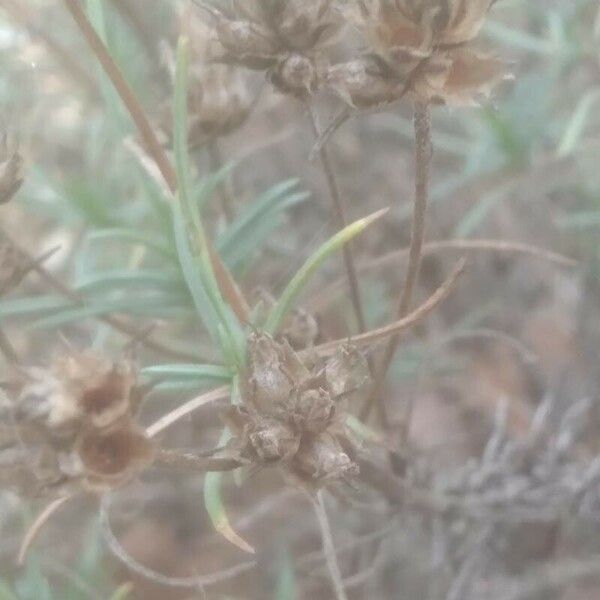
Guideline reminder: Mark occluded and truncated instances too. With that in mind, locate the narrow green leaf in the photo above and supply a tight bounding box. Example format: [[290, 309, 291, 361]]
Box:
[[87, 228, 174, 258], [142, 363, 231, 383], [265, 209, 388, 334], [75, 270, 180, 293], [108, 583, 133, 600]]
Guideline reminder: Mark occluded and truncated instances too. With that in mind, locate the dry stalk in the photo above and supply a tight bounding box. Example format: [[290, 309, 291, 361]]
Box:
[[17, 495, 76, 565], [310, 238, 576, 314], [310, 490, 349, 600], [307, 103, 368, 338], [61, 0, 250, 324], [362, 101, 431, 422]]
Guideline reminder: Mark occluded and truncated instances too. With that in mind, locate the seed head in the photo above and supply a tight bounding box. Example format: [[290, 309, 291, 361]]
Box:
[[203, 0, 342, 97], [330, 0, 509, 107]]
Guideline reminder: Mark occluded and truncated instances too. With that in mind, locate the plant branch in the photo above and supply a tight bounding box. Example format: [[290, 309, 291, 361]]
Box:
[[310, 491, 349, 600], [362, 101, 431, 422]]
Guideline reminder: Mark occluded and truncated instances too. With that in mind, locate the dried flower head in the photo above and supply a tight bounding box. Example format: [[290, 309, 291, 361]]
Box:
[[202, 0, 343, 97], [329, 0, 509, 107], [181, 12, 254, 143], [2, 350, 152, 496], [225, 332, 368, 488], [0, 132, 23, 204], [17, 351, 138, 434]]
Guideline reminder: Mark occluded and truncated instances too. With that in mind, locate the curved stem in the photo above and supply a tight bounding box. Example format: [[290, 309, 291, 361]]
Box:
[[362, 101, 431, 422]]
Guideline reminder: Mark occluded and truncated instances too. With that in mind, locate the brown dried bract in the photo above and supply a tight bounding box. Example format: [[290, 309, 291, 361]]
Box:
[[329, 0, 509, 107]]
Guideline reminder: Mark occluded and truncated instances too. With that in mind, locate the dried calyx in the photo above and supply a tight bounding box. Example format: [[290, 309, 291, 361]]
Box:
[[0, 132, 23, 204], [328, 0, 509, 108], [1, 351, 153, 496], [200, 0, 343, 97], [224, 332, 370, 488]]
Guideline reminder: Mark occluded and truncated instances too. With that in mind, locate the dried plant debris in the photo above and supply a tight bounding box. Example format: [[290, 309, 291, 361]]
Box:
[[0, 132, 23, 204], [200, 0, 343, 97], [328, 0, 509, 107], [0, 350, 153, 496], [223, 332, 369, 488]]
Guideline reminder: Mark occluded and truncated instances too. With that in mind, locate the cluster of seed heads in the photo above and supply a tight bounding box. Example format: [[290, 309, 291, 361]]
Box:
[[223, 332, 370, 488]]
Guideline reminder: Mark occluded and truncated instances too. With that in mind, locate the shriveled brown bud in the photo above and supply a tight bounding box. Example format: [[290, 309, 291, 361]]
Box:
[[76, 425, 154, 491], [249, 418, 300, 463], [290, 388, 335, 434], [0, 133, 23, 204], [246, 332, 294, 411], [325, 344, 370, 399], [293, 433, 358, 484]]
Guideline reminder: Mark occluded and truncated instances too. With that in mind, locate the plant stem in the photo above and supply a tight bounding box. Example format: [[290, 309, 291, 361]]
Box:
[[61, 0, 250, 324], [307, 104, 369, 338], [362, 101, 432, 422], [311, 491, 349, 600], [208, 140, 235, 223]]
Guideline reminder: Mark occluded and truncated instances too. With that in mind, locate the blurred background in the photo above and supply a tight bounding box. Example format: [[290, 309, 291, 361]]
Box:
[[1, 0, 600, 598]]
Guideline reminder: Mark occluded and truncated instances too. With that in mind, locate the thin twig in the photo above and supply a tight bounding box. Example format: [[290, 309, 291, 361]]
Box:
[[146, 385, 230, 438], [18, 495, 75, 565], [100, 494, 256, 589], [312, 258, 465, 357], [154, 448, 244, 472], [307, 103, 369, 339], [310, 491, 349, 600], [362, 102, 431, 421], [310, 238, 576, 313], [61, 0, 250, 324]]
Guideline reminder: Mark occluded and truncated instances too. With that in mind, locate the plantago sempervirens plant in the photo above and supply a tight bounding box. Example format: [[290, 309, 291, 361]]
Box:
[[201, 0, 343, 97], [328, 0, 509, 107]]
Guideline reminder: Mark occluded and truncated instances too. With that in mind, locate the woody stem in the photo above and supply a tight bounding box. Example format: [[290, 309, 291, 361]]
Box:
[[361, 101, 431, 423]]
